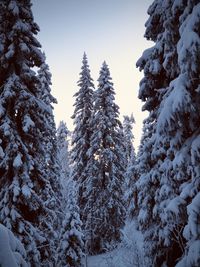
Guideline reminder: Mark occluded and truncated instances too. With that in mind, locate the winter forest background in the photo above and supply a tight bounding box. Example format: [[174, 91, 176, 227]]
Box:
[[0, 0, 200, 267]]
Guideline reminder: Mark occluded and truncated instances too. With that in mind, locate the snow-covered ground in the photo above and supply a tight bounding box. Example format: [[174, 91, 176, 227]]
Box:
[[0, 221, 146, 267], [0, 224, 28, 267], [87, 247, 140, 267], [86, 221, 145, 267]]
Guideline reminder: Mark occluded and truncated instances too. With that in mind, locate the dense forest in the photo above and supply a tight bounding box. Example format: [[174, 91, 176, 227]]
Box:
[[0, 0, 199, 267]]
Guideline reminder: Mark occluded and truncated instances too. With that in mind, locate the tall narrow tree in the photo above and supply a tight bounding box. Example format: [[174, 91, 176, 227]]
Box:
[[57, 179, 84, 267], [122, 114, 137, 214], [71, 53, 94, 216], [136, 0, 200, 266], [123, 114, 136, 164], [84, 62, 126, 254], [37, 60, 63, 257], [57, 121, 71, 196], [0, 1, 59, 265]]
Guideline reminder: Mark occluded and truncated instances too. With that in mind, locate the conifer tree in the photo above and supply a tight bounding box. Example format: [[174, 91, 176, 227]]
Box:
[[57, 121, 71, 195], [135, 115, 155, 226], [71, 53, 94, 215], [122, 114, 137, 214], [123, 114, 135, 164], [136, 1, 200, 266], [0, 1, 59, 265], [57, 179, 84, 267], [57, 122, 84, 266], [84, 62, 126, 254], [37, 59, 63, 257], [37, 58, 62, 199]]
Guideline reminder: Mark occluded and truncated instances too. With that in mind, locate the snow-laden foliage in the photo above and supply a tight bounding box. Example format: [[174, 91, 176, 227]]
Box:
[[0, 1, 60, 265], [57, 121, 71, 196], [37, 58, 63, 261], [123, 114, 136, 163], [122, 114, 137, 218], [136, 0, 200, 266], [88, 220, 145, 267], [84, 62, 126, 255], [0, 224, 28, 267], [57, 179, 84, 267], [71, 53, 94, 219], [37, 58, 61, 194]]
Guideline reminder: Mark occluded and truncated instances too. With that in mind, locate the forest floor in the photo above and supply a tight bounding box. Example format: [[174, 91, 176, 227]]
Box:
[[87, 247, 141, 267], [86, 221, 145, 267]]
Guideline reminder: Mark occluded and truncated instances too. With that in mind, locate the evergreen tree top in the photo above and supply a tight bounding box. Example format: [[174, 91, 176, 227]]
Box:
[[97, 61, 114, 89], [57, 121, 69, 139], [71, 53, 94, 121], [123, 114, 135, 135], [77, 52, 94, 88], [94, 61, 120, 119]]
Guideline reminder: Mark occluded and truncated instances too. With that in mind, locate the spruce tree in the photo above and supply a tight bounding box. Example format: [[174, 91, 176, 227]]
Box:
[[122, 114, 137, 215], [123, 114, 135, 164], [37, 59, 63, 260], [37, 57, 62, 198], [0, 1, 59, 265], [71, 53, 94, 216], [136, 0, 200, 266], [156, 2, 200, 266], [57, 122, 84, 267], [57, 179, 84, 267], [57, 121, 71, 196], [84, 62, 126, 254]]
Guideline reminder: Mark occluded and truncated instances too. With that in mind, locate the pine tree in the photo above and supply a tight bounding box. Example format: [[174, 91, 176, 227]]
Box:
[[122, 114, 137, 215], [135, 0, 184, 264], [37, 57, 62, 197], [136, 0, 200, 266], [156, 1, 200, 266], [84, 62, 126, 255], [37, 57, 58, 169], [57, 121, 71, 196], [57, 179, 84, 267], [71, 53, 94, 217], [0, 1, 59, 265], [37, 59, 63, 261], [123, 114, 135, 163]]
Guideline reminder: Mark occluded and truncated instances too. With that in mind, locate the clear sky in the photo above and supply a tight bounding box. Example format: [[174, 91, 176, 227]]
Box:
[[31, 0, 153, 150]]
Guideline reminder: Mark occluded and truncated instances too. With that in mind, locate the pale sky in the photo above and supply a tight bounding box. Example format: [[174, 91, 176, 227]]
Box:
[[31, 0, 153, 150]]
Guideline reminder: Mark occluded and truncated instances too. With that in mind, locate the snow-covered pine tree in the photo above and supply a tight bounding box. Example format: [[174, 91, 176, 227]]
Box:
[[71, 53, 94, 218], [122, 114, 137, 215], [37, 56, 58, 168], [136, 0, 200, 266], [0, 1, 60, 265], [123, 114, 136, 164], [135, 0, 186, 264], [57, 179, 84, 267], [156, 1, 200, 266], [37, 58, 63, 261], [84, 62, 126, 255], [57, 121, 84, 267], [57, 121, 71, 196], [135, 115, 155, 224]]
